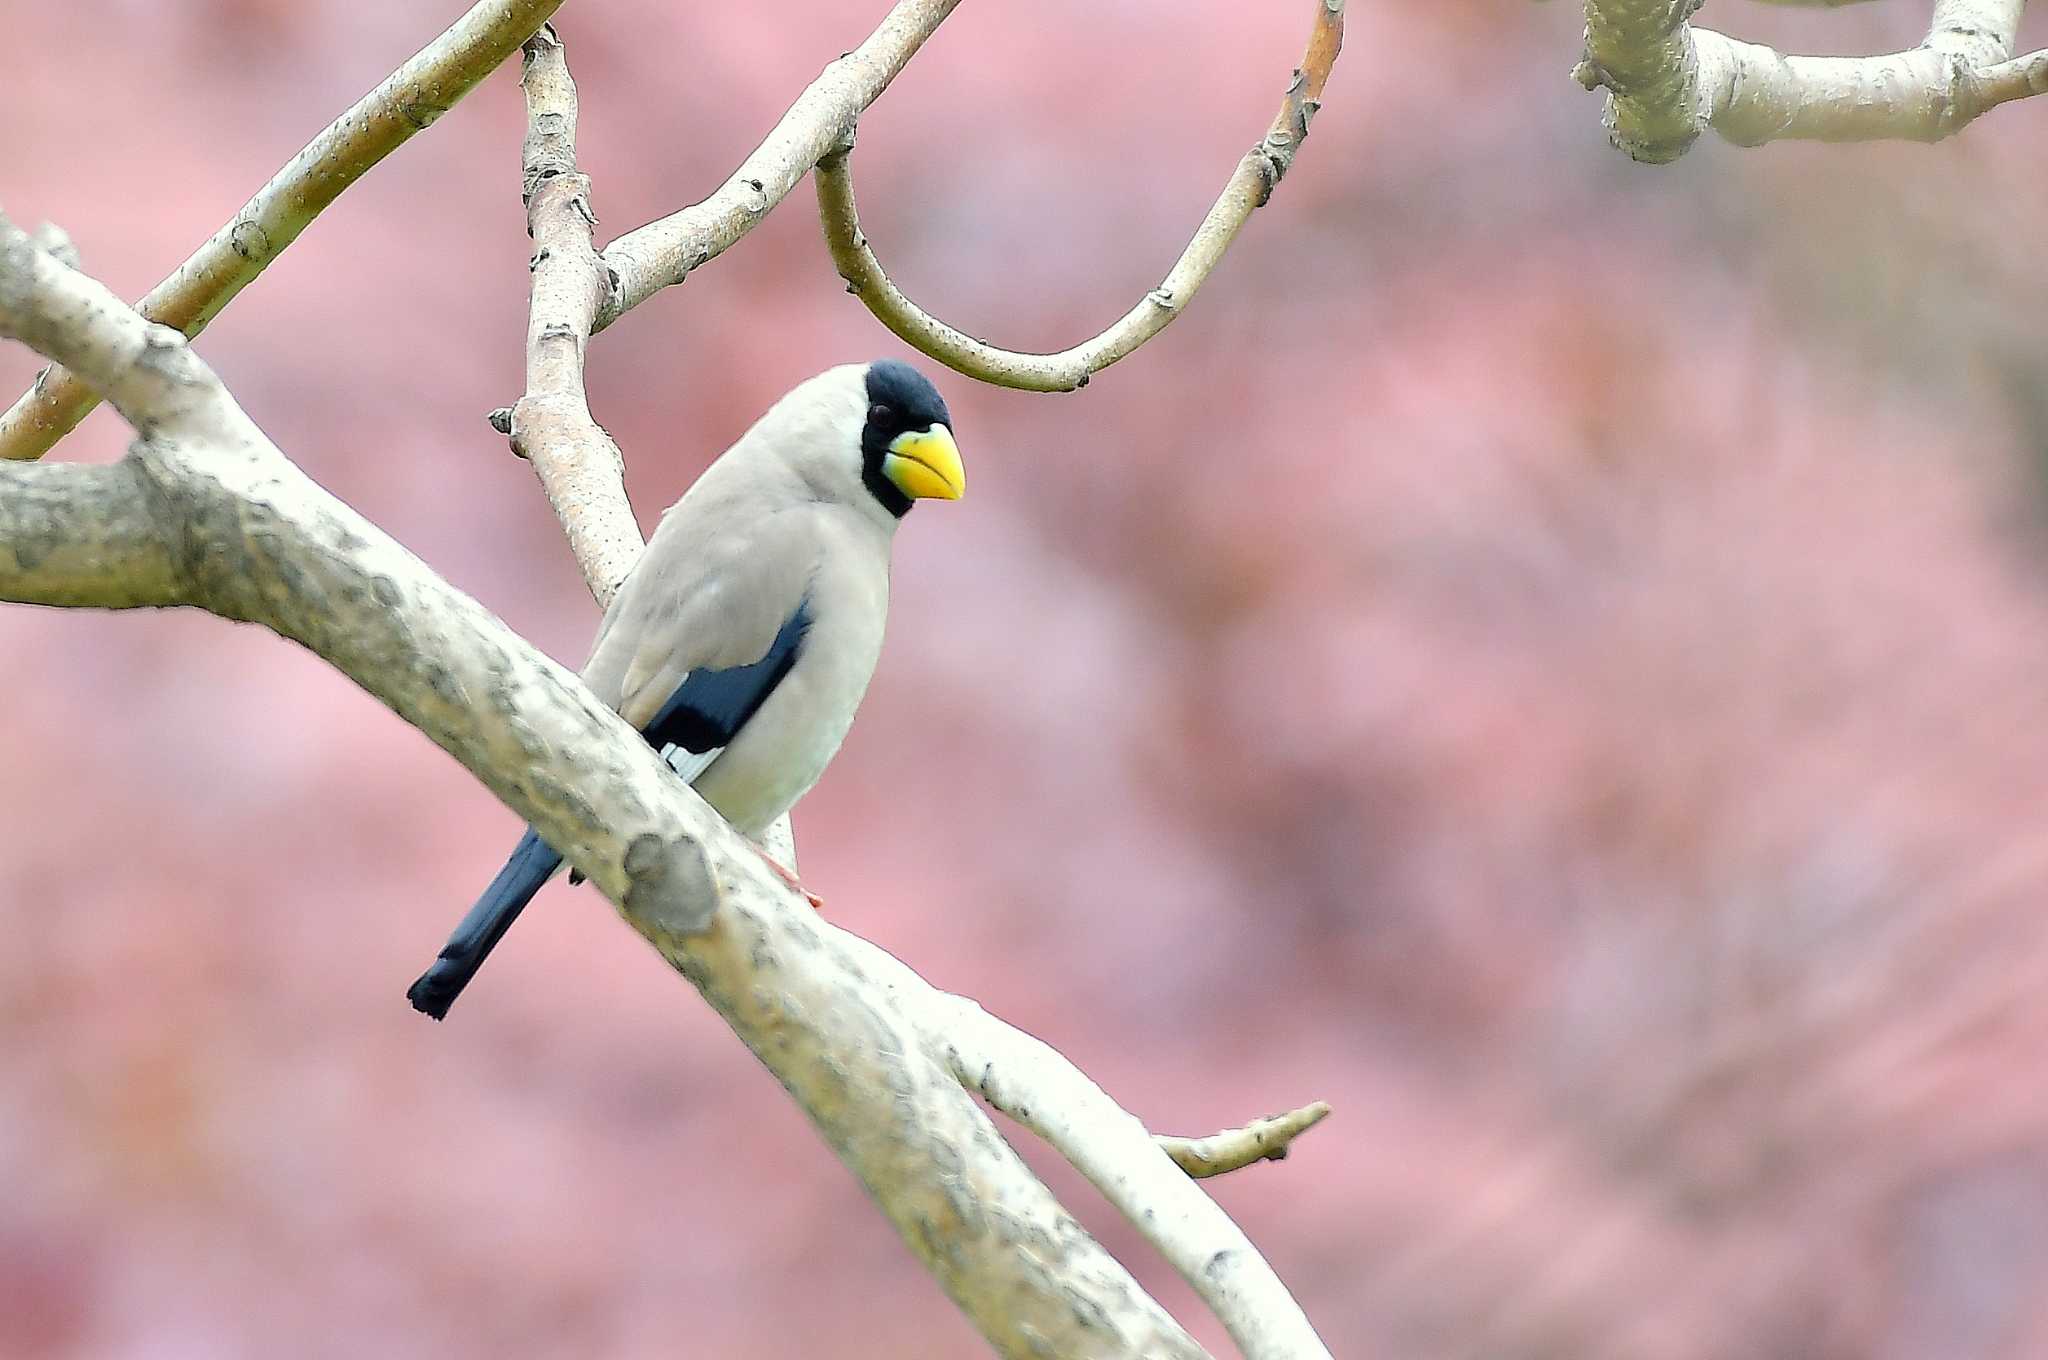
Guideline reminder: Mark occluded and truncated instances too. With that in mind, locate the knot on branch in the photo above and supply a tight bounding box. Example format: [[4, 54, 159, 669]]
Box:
[[28, 222, 81, 271], [228, 218, 271, 261], [622, 830, 721, 936]]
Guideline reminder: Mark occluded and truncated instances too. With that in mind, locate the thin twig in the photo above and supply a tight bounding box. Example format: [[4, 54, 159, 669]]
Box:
[[1159, 1103, 1333, 1179], [941, 994, 1333, 1360], [593, 0, 967, 331], [813, 0, 1345, 393], [0, 0, 563, 461]]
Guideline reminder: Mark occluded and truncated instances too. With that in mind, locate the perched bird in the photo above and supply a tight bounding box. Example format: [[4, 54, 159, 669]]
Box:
[[406, 360, 964, 1020]]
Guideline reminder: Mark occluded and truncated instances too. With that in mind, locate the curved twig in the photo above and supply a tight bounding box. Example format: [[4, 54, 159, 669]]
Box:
[[814, 0, 1345, 393], [0, 0, 562, 462]]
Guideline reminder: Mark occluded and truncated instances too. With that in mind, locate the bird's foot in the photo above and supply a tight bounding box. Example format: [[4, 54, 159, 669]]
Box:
[[753, 845, 825, 911]]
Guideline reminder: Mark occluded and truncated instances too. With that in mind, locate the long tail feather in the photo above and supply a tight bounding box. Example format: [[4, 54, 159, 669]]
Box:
[[406, 828, 562, 1020]]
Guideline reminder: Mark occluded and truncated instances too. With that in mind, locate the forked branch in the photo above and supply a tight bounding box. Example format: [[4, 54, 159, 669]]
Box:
[[1578, 0, 2046, 162]]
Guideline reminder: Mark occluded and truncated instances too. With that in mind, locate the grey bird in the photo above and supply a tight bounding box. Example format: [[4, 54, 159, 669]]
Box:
[[406, 359, 964, 1020]]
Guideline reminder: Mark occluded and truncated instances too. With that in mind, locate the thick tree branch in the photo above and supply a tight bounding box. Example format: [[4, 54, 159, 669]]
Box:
[[813, 0, 1346, 393], [0, 461, 185, 609], [1158, 1103, 1333, 1179], [0, 0, 562, 461], [0, 212, 1249, 1360], [1577, 0, 2040, 162], [593, 0, 967, 331]]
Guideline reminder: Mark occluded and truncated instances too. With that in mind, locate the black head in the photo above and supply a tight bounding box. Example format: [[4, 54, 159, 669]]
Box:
[[861, 360, 955, 517]]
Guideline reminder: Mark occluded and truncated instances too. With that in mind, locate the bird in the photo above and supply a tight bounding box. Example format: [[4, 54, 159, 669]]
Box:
[[405, 359, 964, 1020]]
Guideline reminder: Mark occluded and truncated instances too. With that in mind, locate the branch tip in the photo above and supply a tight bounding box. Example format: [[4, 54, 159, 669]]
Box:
[[1158, 1101, 1334, 1179]]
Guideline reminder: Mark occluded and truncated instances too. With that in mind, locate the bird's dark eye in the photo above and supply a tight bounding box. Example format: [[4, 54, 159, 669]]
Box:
[[869, 403, 893, 423]]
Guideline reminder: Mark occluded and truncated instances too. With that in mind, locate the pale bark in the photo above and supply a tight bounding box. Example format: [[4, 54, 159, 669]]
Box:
[[940, 997, 1335, 1358], [1576, 0, 2045, 162], [1158, 1104, 1333, 1180], [503, 26, 641, 607]]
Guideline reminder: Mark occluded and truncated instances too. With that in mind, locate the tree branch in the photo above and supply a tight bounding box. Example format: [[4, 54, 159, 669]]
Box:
[[0, 209, 1261, 1360], [503, 25, 641, 607], [0, 460, 185, 609], [1577, 0, 2041, 162], [1158, 1103, 1334, 1180], [0, 0, 562, 462], [941, 997, 1332, 1359], [592, 0, 967, 331], [812, 0, 1346, 393]]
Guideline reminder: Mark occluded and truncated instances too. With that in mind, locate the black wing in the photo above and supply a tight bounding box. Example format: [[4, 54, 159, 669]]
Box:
[[565, 596, 812, 887], [642, 596, 814, 754]]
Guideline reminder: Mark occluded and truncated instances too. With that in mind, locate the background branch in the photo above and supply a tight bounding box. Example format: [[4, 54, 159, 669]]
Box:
[[1578, 0, 2041, 162], [0, 0, 561, 461], [813, 0, 1345, 393]]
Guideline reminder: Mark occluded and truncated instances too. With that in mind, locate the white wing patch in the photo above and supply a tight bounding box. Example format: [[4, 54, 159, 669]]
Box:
[[661, 742, 722, 786]]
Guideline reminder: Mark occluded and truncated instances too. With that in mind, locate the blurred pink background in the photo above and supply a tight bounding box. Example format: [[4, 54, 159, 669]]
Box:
[[7, 1, 2048, 1356]]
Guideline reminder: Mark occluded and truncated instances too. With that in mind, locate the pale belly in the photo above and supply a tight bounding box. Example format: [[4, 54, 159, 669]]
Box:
[[688, 613, 881, 838]]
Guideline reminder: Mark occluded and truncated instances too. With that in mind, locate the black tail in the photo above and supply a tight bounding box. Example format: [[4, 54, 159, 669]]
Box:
[[406, 828, 563, 1020]]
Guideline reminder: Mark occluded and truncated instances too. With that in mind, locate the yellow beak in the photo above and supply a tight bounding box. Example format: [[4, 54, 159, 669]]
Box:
[[883, 425, 966, 501]]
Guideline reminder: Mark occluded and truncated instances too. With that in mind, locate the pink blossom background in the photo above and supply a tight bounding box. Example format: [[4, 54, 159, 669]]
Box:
[[7, 2, 2048, 1356]]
